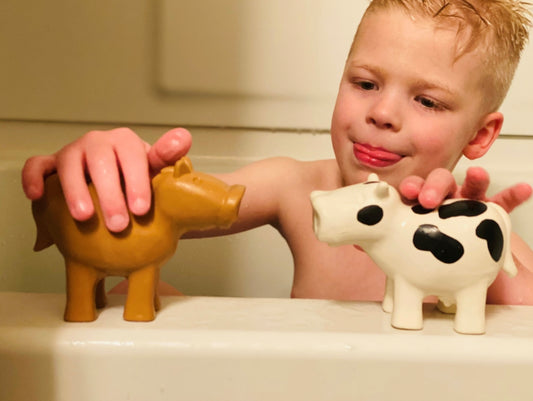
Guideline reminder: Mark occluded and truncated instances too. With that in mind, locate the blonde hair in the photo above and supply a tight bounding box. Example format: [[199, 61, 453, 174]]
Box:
[[357, 0, 532, 111]]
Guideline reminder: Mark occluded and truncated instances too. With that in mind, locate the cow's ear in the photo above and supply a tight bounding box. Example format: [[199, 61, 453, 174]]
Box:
[[463, 112, 502, 160], [174, 157, 193, 177], [376, 181, 389, 199]]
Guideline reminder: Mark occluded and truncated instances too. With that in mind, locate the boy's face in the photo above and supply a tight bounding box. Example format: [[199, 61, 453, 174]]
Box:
[[331, 8, 491, 188]]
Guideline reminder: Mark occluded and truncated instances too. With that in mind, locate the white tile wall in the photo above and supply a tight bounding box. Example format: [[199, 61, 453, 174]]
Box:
[[1, 0, 532, 133]]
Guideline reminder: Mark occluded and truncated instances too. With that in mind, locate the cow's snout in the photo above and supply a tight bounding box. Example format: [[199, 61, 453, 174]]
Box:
[[310, 191, 336, 245], [312, 209, 322, 240]]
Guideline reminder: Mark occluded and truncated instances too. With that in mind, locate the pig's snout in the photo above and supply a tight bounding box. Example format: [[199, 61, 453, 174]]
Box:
[[217, 185, 246, 228]]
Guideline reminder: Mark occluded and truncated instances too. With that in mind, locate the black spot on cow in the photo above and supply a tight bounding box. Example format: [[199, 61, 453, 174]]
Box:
[[413, 224, 464, 264], [411, 205, 434, 215], [476, 219, 504, 262], [357, 205, 383, 226], [438, 200, 487, 219]]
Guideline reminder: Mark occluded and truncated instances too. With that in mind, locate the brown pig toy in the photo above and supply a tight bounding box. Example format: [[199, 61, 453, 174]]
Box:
[[32, 157, 245, 322]]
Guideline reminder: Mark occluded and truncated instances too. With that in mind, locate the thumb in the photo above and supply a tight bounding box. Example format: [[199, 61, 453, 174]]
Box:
[[147, 128, 192, 173]]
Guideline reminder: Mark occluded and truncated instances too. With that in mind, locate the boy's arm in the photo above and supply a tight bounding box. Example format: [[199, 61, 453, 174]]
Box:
[[184, 157, 298, 237], [487, 232, 533, 304], [22, 128, 192, 232]]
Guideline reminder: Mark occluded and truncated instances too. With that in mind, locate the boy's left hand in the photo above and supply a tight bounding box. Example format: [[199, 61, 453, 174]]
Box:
[[399, 167, 532, 212]]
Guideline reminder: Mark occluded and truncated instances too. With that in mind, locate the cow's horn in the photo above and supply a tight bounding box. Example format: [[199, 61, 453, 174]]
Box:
[[376, 181, 389, 198], [367, 173, 379, 182]]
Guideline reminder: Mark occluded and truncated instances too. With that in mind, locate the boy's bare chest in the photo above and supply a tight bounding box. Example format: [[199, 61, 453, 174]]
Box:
[[292, 237, 387, 301], [279, 192, 386, 301]]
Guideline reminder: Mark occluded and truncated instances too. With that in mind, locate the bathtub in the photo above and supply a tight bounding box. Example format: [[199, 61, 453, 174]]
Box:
[[1, 121, 533, 401]]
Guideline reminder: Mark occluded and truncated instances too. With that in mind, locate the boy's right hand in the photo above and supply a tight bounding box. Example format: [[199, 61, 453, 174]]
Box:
[[22, 127, 192, 232], [399, 167, 532, 213]]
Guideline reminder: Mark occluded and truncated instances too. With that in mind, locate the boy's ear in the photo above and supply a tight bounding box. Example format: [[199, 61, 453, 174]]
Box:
[[462, 112, 503, 160]]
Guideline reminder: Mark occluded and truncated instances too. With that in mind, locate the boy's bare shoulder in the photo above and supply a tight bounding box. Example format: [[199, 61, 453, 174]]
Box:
[[253, 157, 342, 191]]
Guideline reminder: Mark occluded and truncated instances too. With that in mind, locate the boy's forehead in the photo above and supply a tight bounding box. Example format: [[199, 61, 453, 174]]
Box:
[[348, 7, 487, 105], [353, 7, 482, 65]]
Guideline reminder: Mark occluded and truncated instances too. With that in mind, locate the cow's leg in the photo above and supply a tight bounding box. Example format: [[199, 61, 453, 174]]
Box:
[[64, 260, 101, 322], [382, 276, 394, 313], [391, 276, 424, 330], [95, 278, 107, 309], [454, 283, 487, 334], [124, 265, 157, 321]]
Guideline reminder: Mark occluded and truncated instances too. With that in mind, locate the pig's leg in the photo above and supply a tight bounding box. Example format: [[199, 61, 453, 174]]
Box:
[[64, 260, 101, 322], [391, 276, 424, 330], [153, 268, 161, 312], [454, 282, 487, 334], [382, 276, 394, 313], [124, 265, 157, 321], [95, 278, 107, 309]]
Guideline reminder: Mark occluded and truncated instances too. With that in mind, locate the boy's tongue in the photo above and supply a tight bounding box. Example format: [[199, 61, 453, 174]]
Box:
[[353, 143, 402, 167]]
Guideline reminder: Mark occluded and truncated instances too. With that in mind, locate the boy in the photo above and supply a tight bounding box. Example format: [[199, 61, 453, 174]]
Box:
[[22, 0, 533, 303]]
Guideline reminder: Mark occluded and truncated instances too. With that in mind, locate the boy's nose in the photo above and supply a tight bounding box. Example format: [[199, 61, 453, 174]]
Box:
[[366, 95, 401, 132]]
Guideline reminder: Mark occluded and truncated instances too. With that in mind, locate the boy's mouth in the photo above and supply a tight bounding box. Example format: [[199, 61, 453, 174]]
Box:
[[353, 143, 403, 168]]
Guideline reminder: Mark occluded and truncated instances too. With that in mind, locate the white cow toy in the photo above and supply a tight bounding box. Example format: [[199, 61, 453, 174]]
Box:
[[310, 174, 517, 334]]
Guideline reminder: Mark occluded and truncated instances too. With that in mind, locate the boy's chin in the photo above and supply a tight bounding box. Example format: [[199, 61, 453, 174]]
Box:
[[340, 167, 403, 189]]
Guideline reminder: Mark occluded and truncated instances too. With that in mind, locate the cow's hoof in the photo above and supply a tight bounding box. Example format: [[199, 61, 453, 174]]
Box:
[[454, 320, 485, 335], [382, 298, 393, 313], [391, 314, 423, 331]]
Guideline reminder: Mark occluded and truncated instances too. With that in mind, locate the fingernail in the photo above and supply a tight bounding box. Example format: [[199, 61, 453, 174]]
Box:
[[72, 200, 94, 220], [75, 200, 90, 214], [108, 214, 129, 232], [422, 189, 439, 208], [131, 198, 150, 214], [159, 139, 181, 160]]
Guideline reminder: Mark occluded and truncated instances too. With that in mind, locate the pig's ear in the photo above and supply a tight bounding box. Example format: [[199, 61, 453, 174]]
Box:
[[174, 156, 193, 178], [375, 181, 389, 199]]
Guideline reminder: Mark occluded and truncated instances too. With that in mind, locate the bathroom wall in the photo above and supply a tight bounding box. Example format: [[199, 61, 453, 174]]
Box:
[[2, 0, 533, 132], [1, 0, 533, 296]]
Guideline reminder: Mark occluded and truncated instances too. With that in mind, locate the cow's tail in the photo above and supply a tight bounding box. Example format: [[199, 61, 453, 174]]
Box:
[[492, 203, 518, 277]]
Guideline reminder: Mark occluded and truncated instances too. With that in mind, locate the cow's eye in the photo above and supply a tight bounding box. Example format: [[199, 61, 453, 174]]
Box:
[[357, 205, 383, 226]]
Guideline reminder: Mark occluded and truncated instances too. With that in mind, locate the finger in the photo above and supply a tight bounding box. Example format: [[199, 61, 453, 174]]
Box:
[[417, 168, 457, 209], [147, 128, 192, 173], [398, 175, 424, 201], [458, 166, 490, 200], [84, 140, 129, 232], [55, 144, 95, 221], [114, 135, 152, 216], [488, 182, 532, 213], [21, 155, 57, 199]]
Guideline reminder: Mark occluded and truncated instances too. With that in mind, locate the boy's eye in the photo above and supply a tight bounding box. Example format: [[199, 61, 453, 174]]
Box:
[[415, 96, 444, 110], [350, 77, 377, 91], [358, 81, 376, 91]]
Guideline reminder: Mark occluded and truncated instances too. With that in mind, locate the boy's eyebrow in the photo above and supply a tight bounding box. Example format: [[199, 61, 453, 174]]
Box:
[[347, 62, 458, 97], [411, 78, 458, 97]]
